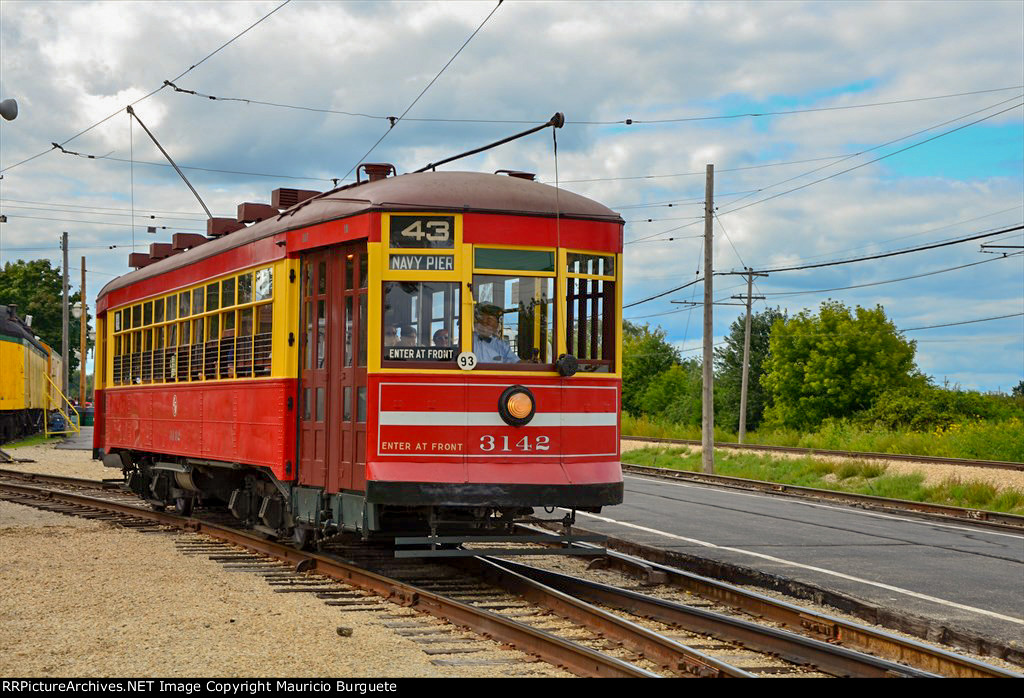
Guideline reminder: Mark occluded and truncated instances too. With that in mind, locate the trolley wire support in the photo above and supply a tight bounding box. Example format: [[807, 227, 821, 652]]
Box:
[[413, 112, 565, 173]]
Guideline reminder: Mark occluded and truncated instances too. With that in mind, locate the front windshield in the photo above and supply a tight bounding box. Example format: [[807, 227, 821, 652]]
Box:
[[472, 275, 554, 365]]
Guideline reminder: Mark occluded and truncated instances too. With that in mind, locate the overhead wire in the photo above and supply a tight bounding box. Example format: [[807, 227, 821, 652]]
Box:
[[761, 252, 1023, 298], [337, 1, 504, 183], [161, 82, 1024, 127], [0, 0, 292, 175], [623, 94, 1024, 247]]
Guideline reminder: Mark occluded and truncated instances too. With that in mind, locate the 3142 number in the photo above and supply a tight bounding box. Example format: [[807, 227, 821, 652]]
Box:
[[479, 435, 550, 452]]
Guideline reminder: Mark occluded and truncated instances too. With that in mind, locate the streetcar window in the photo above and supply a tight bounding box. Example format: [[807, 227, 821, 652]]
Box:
[[472, 275, 554, 365], [564, 276, 615, 372], [255, 268, 273, 301], [382, 281, 460, 363], [237, 273, 253, 304], [567, 253, 615, 277], [475, 248, 555, 272], [132, 305, 141, 328], [166, 296, 176, 322], [206, 283, 219, 313], [236, 308, 253, 378], [221, 278, 235, 308], [253, 304, 273, 376], [154, 298, 164, 324], [179, 292, 190, 318], [192, 287, 204, 318], [114, 311, 122, 332], [143, 302, 153, 327]]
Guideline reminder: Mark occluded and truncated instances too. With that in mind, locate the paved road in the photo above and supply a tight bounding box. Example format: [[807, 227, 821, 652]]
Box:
[[55, 426, 93, 451], [573, 472, 1024, 649]]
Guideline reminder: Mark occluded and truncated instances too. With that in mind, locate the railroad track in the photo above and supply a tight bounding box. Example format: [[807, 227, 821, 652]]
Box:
[[619, 462, 1024, 531], [1, 470, 1019, 678], [621, 435, 1024, 472]]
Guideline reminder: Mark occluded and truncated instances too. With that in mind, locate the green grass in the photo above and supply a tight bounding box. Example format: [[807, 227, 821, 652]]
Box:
[[623, 446, 1024, 516], [621, 413, 1024, 463], [2, 432, 59, 449]]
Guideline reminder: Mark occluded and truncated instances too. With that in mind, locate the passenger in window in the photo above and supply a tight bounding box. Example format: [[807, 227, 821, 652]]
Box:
[[398, 325, 418, 347], [473, 304, 518, 363], [384, 325, 399, 347], [433, 328, 450, 347]]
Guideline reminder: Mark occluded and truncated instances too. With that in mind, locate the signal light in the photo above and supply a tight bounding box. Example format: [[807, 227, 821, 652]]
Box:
[[498, 385, 535, 427]]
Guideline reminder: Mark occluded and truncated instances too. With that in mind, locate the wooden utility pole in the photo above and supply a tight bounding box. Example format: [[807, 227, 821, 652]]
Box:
[[702, 165, 714, 474], [80, 256, 87, 407], [61, 232, 69, 401], [733, 269, 766, 443]]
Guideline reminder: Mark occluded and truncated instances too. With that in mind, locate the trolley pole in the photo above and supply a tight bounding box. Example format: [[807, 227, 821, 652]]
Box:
[[61, 232, 69, 401], [80, 256, 87, 408], [733, 269, 766, 444], [702, 165, 714, 474]]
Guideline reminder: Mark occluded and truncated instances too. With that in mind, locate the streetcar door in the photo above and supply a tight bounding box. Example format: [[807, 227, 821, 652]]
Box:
[[298, 251, 331, 489], [329, 245, 368, 493]]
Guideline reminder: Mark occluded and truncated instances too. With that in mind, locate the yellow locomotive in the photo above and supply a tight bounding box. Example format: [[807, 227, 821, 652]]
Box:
[[0, 305, 63, 443]]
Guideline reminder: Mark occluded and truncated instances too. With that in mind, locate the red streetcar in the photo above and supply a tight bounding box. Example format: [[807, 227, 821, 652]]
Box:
[[93, 165, 624, 547]]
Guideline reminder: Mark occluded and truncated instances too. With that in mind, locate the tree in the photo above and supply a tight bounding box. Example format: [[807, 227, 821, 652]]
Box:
[[714, 307, 786, 432], [1013, 380, 1024, 398], [0, 259, 91, 378], [642, 359, 703, 425], [761, 301, 918, 429], [622, 321, 680, 415]]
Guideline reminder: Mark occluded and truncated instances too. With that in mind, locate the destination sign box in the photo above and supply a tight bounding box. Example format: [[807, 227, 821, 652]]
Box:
[[389, 215, 455, 249], [385, 346, 456, 361], [389, 254, 455, 271]]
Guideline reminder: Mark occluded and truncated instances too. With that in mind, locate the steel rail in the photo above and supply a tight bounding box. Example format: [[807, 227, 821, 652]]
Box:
[[455, 556, 755, 678], [620, 463, 1024, 531], [557, 531, 1024, 677], [0, 468, 123, 490], [0, 481, 655, 679], [486, 557, 941, 678], [622, 435, 1024, 472]]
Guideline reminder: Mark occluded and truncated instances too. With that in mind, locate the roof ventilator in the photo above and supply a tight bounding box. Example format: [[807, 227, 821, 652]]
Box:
[[357, 163, 396, 183]]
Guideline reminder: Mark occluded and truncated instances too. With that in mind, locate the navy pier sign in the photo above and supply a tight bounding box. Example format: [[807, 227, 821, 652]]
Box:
[[388, 254, 455, 271]]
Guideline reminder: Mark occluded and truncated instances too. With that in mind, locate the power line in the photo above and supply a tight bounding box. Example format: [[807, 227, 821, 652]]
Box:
[[338, 1, 504, 183], [902, 312, 1023, 332], [0, 1, 292, 175], [0, 203, 209, 223], [626, 224, 1024, 310], [762, 252, 1023, 298], [52, 146, 337, 183], [749, 223, 1023, 273], [0, 197, 229, 218], [761, 205, 1024, 266], [557, 155, 853, 184], [717, 98, 1024, 217], [163, 82, 1024, 127], [572, 85, 1024, 125], [1, 213, 205, 232], [624, 95, 1023, 248]]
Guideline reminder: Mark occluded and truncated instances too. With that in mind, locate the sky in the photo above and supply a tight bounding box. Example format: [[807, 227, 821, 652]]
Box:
[[0, 0, 1021, 391]]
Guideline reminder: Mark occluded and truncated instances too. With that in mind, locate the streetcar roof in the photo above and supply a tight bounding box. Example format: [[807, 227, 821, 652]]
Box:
[[97, 171, 622, 302]]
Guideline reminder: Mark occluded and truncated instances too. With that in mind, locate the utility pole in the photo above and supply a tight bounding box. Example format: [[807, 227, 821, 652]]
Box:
[[731, 268, 767, 443], [702, 164, 714, 474], [80, 256, 87, 408], [61, 232, 69, 402]]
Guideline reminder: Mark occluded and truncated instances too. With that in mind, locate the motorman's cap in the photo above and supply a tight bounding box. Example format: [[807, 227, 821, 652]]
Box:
[[475, 303, 504, 317]]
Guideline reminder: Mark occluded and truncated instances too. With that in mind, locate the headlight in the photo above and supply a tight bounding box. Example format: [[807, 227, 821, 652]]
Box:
[[498, 385, 535, 427]]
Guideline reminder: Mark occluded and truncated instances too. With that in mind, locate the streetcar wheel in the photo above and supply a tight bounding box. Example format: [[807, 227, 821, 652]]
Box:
[[291, 525, 312, 550], [174, 497, 194, 516]]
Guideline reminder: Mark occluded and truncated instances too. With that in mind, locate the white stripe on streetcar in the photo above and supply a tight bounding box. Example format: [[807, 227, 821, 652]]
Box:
[[378, 411, 618, 428]]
